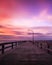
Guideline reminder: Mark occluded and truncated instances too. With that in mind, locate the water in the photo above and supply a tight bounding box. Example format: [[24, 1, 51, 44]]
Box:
[[0, 40, 17, 44]]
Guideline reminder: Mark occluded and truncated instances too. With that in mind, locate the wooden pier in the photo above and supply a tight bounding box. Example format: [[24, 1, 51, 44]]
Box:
[[0, 40, 52, 65]]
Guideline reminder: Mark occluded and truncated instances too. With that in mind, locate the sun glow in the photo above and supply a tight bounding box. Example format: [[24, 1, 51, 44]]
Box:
[[10, 18, 33, 27]]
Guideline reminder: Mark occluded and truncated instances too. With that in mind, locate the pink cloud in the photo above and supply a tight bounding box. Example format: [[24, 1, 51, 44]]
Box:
[[33, 9, 52, 23]]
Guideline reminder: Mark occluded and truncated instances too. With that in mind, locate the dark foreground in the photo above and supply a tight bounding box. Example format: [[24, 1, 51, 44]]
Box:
[[0, 42, 52, 65]]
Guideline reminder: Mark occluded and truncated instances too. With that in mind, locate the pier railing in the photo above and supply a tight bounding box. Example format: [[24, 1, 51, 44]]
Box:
[[0, 41, 27, 54], [0, 41, 18, 54], [35, 40, 52, 54], [0, 40, 52, 55]]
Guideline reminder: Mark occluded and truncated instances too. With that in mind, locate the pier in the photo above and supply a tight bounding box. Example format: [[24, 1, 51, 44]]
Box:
[[0, 40, 52, 65]]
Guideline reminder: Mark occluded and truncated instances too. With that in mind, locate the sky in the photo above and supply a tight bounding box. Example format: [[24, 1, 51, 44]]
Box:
[[0, 0, 52, 41]]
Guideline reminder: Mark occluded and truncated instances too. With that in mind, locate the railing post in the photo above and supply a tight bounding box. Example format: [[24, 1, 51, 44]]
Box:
[[12, 43, 13, 49], [40, 43, 42, 49], [47, 43, 50, 54], [2, 44, 4, 54], [37, 43, 38, 47], [15, 42, 17, 47]]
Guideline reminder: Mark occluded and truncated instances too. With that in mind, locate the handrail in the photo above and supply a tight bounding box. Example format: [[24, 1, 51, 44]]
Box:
[[0, 40, 27, 54], [35, 41, 52, 55], [43, 48, 52, 54], [0, 40, 52, 55], [0, 41, 18, 54]]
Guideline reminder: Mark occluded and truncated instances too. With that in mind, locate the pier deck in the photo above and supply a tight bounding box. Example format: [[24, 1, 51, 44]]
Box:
[[0, 42, 52, 65]]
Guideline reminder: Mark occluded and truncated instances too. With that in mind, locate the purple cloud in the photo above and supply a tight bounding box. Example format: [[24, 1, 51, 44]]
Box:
[[13, 31, 25, 35], [28, 32, 44, 36], [0, 35, 15, 39]]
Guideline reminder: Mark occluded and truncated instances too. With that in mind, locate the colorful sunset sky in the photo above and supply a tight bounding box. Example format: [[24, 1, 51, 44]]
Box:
[[0, 0, 52, 41]]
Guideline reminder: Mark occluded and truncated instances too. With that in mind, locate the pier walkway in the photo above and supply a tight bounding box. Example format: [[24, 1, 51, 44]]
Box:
[[0, 42, 52, 65]]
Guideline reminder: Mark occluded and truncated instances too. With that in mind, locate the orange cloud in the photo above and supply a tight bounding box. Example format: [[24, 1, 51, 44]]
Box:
[[0, 25, 52, 41], [0, 28, 14, 35], [0, 25, 28, 36]]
